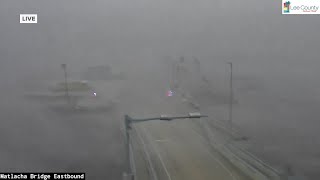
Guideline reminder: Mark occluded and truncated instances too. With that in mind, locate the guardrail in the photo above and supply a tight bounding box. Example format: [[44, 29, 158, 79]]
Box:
[[204, 116, 284, 179], [175, 89, 284, 180], [202, 118, 284, 180], [129, 144, 137, 178], [121, 126, 136, 180]]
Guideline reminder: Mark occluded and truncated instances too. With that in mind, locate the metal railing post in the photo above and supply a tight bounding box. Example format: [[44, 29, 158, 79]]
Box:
[[124, 115, 134, 180]]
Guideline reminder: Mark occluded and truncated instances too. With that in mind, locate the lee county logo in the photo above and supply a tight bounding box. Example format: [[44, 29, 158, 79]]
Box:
[[282, 0, 320, 14], [283, 1, 291, 13], [20, 14, 37, 23]]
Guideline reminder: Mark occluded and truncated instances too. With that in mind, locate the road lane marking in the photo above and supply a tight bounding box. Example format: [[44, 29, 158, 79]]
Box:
[[141, 126, 172, 180], [134, 127, 159, 180], [169, 119, 238, 180], [155, 139, 169, 142]]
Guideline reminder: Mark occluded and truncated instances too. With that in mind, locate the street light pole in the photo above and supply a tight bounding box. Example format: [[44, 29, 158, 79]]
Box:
[[123, 113, 208, 180], [61, 64, 69, 103], [124, 115, 133, 180], [227, 62, 233, 130]]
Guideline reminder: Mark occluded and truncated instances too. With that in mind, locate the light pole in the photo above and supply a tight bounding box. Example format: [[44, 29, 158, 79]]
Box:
[[61, 64, 69, 103], [227, 62, 233, 130], [123, 112, 208, 180]]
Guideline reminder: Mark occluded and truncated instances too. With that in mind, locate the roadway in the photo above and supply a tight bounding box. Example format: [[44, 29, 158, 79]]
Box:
[[117, 75, 251, 180], [132, 120, 250, 180]]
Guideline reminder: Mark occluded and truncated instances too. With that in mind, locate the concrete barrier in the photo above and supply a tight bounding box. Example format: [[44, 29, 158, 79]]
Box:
[[177, 90, 284, 180]]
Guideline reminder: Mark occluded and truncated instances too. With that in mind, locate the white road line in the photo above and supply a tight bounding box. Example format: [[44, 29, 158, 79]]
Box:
[[189, 126, 238, 180], [141, 125, 172, 180], [155, 139, 169, 142], [134, 127, 159, 180]]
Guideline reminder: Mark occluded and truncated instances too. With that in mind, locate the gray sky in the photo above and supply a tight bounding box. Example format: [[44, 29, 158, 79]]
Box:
[[1, 0, 319, 78]]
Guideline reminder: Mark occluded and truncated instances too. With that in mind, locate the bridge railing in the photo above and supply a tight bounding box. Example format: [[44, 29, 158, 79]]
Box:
[[176, 89, 285, 180]]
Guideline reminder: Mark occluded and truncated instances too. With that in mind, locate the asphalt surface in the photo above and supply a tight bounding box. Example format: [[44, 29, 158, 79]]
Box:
[[132, 121, 250, 180], [117, 76, 251, 180]]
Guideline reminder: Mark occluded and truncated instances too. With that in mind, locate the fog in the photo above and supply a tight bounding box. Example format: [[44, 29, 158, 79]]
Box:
[[0, 0, 320, 179]]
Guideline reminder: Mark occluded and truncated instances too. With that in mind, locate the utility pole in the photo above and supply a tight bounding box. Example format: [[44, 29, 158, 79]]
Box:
[[124, 115, 133, 180], [227, 62, 233, 130], [61, 64, 69, 103]]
